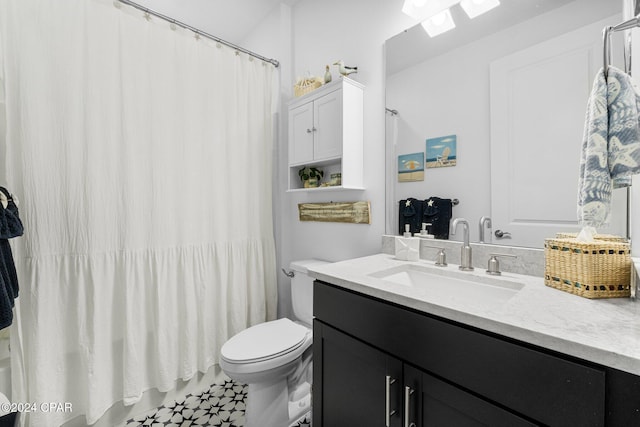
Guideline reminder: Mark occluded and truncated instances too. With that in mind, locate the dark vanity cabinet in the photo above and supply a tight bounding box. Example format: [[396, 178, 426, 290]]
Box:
[[312, 321, 402, 426], [312, 280, 640, 427]]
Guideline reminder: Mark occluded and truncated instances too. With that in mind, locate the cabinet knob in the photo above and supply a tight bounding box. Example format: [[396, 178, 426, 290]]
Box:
[[306, 127, 317, 133]]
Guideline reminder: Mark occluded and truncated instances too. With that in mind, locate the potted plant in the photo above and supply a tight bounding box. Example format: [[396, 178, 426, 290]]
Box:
[[298, 166, 324, 188]]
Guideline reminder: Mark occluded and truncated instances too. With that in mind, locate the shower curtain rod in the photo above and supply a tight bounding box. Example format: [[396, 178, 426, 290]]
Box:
[[117, 0, 280, 68]]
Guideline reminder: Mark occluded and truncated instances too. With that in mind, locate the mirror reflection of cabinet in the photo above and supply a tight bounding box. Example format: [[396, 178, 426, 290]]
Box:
[[287, 77, 364, 192]]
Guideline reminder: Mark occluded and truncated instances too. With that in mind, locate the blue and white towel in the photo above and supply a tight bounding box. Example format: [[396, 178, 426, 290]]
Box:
[[577, 65, 640, 227]]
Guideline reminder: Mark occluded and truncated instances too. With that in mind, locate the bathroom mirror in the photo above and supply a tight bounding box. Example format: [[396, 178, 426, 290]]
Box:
[[385, 0, 629, 248]]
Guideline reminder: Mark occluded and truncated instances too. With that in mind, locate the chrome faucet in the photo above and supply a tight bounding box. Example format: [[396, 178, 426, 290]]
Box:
[[479, 216, 491, 243], [451, 218, 474, 271]]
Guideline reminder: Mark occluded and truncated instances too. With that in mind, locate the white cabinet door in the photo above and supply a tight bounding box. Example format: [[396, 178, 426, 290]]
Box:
[[286, 78, 364, 191], [490, 19, 626, 247], [313, 90, 342, 161], [289, 102, 314, 165]]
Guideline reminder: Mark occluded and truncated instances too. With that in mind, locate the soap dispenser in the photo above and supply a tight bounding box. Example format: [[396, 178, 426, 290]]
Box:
[[419, 222, 434, 239], [396, 225, 420, 261]]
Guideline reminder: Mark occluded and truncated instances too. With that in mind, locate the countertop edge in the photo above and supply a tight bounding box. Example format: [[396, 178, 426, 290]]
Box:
[[309, 255, 640, 377]]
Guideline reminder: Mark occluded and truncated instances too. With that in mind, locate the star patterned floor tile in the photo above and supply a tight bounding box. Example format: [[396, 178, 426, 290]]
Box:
[[123, 378, 312, 427]]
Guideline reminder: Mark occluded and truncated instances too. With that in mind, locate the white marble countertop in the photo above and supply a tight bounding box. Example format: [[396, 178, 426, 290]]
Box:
[[308, 253, 640, 376]]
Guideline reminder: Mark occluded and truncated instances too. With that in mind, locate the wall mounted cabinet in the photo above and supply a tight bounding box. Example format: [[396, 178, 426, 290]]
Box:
[[287, 77, 364, 192]]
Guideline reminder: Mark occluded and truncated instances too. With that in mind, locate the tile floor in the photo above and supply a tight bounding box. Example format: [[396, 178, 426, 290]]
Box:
[[123, 378, 311, 427]]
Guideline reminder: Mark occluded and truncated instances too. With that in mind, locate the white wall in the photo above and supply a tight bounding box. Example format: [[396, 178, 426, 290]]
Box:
[[243, 0, 413, 316], [387, 1, 621, 243], [243, 4, 295, 317]]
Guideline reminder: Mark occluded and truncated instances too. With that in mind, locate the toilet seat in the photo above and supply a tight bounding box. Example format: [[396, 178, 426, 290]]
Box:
[[221, 318, 310, 364]]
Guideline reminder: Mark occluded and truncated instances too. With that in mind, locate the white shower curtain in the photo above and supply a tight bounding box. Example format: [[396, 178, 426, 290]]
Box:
[[0, 0, 277, 425]]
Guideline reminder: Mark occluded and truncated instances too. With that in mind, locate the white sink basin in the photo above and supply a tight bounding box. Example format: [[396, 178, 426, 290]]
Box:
[[368, 263, 524, 310]]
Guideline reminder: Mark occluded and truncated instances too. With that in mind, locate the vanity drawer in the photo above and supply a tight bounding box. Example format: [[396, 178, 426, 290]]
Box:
[[314, 280, 606, 426]]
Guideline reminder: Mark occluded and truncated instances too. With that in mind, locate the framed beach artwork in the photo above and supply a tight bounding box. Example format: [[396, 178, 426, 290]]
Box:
[[397, 152, 425, 182], [426, 135, 457, 168]]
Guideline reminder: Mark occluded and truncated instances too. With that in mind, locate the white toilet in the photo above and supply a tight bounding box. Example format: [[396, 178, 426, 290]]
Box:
[[220, 259, 328, 427]]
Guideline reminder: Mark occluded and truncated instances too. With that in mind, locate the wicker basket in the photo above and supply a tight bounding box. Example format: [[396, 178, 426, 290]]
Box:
[[293, 79, 322, 97], [554, 232, 628, 243], [544, 236, 631, 299]]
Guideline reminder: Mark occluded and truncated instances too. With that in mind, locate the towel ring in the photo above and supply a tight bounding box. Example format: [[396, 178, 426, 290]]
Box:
[[603, 25, 612, 78], [603, 15, 640, 78]]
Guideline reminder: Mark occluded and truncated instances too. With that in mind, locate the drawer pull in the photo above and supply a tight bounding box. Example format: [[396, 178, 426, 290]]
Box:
[[385, 375, 397, 426], [404, 386, 415, 427]]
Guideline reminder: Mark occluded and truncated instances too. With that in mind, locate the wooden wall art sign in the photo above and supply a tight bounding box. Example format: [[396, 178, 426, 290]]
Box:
[[298, 201, 371, 224]]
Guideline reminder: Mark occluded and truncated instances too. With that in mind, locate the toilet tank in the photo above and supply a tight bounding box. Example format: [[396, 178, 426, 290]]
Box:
[[290, 259, 330, 326]]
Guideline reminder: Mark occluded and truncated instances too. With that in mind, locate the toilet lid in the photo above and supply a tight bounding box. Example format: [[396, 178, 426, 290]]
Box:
[[221, 318, 310, 363]]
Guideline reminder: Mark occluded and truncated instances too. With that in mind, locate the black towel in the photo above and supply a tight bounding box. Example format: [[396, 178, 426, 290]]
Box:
[[398, 198, 425, 236], [0, 187, 22, 330], [0, 187, 23, 239], [423, 197, 453, 239], [0, 240, 19, 329]]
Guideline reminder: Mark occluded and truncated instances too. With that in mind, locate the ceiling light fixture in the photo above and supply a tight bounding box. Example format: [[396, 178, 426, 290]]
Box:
[[421, 8, 456, 37], [459, 0, 500, 19], [402, 0, 458, 22], [402, 0, 501, 37]]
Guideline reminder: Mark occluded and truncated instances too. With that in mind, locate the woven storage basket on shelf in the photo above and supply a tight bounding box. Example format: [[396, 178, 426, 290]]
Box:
[[544, 235, 631, 299], [293, 80, 322, 97]]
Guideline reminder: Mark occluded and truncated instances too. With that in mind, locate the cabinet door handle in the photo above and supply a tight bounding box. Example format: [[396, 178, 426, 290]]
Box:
[[404, 386, 415, 427], [306, 127, 317, 133], [385, 375, 397, 427]]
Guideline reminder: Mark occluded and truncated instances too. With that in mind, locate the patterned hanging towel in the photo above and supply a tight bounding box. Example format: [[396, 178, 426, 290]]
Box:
[[577, 65, 640, 227]]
